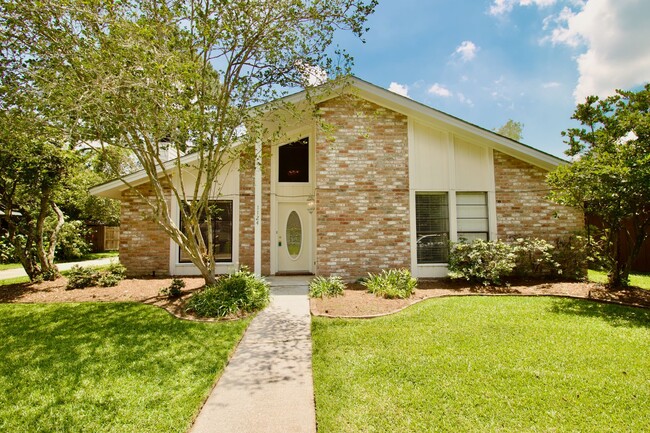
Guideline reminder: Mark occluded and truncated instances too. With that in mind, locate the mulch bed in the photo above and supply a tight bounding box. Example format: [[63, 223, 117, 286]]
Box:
[[2, 276, 649, 320], [310, 278, 650, 318]]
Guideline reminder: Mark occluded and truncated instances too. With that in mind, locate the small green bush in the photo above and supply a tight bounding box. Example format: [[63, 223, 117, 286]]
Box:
[[0, 234, 17, 264], [53, 220, 91, 261], [448, 239, 516, 286], [553, 235, 588, 280], [309, 276, 346, 298], [512, 238, 559, 277], [66, 265, 97, 290], [160, 278, 186, 298], [362, 269, 417, 299], [66, 262, 126, 290], [185, 270, 270, 318]]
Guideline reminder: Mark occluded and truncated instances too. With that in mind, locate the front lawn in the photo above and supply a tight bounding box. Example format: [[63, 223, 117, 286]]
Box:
[[312, 297, 650, 432], [0, 303, 249, 432]]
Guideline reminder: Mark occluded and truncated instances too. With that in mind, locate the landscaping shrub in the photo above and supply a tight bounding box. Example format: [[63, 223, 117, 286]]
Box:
[[512, 238, 559, 277], [66, 262, 126, 289], [362, 269, 417, 299], [449, 237, 588, 285], [309, 276, 346, 298], [66, 265, 97, 290], [448, 239, 516, 286], [553, 235, 589, 280], [160, 278, 186, 298], [185, 270, 270, 318]]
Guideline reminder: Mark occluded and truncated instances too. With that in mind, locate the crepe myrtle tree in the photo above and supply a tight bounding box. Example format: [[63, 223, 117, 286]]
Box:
[[2, 0, 377, 285], [547, 85, 650, 288]]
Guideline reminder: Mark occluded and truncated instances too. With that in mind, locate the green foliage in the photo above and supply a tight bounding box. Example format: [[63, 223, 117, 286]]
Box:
[[494, 118, 524, 141], [511, 238, 559, 277], [362, 269, 417, 299], [160, 278, 186, 299], [185, 270, 270, 318], [65, 265, 97, 290], [52, 220, 90, 261], [449, 237, 589, 285], [66, 262, 126, 289], [309, 276, 346, 298], [0, 234, 16, 264], [448, 239, 517, 285], [548, 85, 650, 287]]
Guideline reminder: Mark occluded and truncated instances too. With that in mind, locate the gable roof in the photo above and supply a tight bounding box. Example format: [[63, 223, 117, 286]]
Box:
[[91, 75, 567, 199]]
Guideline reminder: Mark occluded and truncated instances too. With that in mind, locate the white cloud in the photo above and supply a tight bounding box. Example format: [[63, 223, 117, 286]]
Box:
[[388, 82, 410, 98], [489, 0, 557, 16], [457, 93, 474, 106], [542, 81, 561, 88], [543, 0, 650, 102], [428, 83, 453, 98], [454, 41, 479, 62]]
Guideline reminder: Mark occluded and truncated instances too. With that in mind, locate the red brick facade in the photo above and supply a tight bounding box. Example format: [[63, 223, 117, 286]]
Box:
[[493, 151, 583, 240], [314, 96, 411, 278], [119, 183, 171, 277]]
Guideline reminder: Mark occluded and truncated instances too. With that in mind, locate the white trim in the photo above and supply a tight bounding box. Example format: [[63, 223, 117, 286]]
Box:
[[407, 118, 418, 276], [487, 148, 499, 240], [254, 139, 262, 276], [169, 195, 240, 276]]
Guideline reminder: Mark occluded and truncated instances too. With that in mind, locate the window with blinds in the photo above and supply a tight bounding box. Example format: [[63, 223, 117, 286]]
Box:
[[416, 192, 449, 263], [456, 192, 489, 242]]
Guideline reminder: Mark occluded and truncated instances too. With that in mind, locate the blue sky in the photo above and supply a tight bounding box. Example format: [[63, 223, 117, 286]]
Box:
[[332, 0, 650, 158]]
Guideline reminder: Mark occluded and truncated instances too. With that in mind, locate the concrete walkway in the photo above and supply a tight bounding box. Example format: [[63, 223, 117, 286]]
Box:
[[0, 257, 117, 280], [190, 276, 316, 433]]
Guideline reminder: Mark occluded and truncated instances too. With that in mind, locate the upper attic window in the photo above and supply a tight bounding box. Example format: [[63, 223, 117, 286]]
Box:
[[278, 137, 309, 183]]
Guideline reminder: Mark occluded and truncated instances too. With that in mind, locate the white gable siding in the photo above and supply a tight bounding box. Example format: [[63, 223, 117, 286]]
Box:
[[411, 121, 449, 190], [454, 138, 490, 191]]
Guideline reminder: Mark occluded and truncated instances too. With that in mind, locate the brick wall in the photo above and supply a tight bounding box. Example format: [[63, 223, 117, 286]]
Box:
[[119, 183, 171, 277], [238, 144, 272, 274], [315, 95, 411, 278], [494, 151, 583, 240]]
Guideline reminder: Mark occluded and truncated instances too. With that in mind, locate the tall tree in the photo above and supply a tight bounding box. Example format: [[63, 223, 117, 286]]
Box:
[[1, 0, 377, 284], [494, 119, 524, 141], [547, 85, 650, 287]]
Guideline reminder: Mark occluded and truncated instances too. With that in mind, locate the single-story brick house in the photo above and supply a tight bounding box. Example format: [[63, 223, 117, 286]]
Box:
[[90, 76, 583, 279]]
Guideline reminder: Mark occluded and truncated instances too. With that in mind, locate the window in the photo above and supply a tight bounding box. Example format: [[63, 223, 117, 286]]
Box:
[[416, 192, 449, 263], [179, 201, 233, 263], [278, 137, 309, 182], [456, 192, 489, 242]]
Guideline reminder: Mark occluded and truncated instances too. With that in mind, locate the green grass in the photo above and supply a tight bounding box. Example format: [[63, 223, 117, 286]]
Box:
[[0, 302, 249, 432], [312, 297, 650, 432], [589, 269, 650, 289], [0, 263, 21, 271], [0, 276, 29, 286]]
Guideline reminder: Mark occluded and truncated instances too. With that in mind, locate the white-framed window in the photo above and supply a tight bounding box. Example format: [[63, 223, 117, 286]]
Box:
[[416, 192, 449, 264], [456, 192, 489, 241], [179, 200, 233, 263]]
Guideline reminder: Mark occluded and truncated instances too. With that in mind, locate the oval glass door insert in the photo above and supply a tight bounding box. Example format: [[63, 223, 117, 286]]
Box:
[[286, 211, 302, 259]]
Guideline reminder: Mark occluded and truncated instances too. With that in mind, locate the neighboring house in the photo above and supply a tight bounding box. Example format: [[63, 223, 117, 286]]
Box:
[[90, 77, 583, 279]]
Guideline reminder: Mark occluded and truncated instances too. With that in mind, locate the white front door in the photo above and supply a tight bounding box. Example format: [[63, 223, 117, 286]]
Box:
[[277, 202, 312, 273]]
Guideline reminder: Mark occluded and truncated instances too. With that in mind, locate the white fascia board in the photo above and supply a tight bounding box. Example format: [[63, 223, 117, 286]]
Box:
[[89, 151, 202, 199]]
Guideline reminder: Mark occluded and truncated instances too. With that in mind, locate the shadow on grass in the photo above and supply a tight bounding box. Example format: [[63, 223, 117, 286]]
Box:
[[550, 297, 650, 329]]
